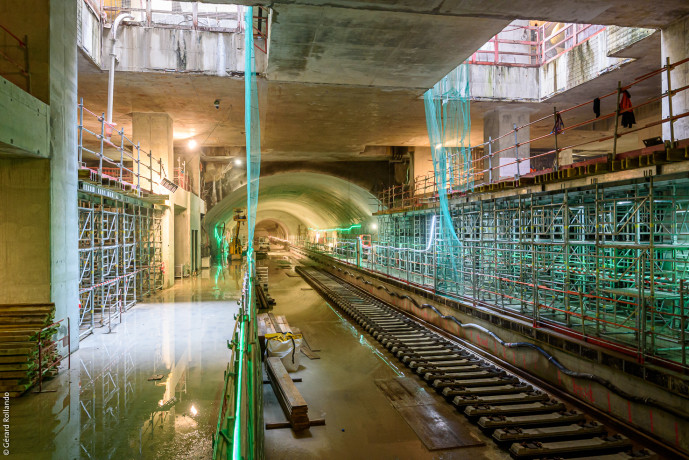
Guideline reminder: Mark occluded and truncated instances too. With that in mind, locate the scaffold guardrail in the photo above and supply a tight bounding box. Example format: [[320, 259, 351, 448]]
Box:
[[378, 56, 689, 212]]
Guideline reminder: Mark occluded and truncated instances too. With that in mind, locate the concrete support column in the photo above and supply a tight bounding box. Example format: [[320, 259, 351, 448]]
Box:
[[483, 108, 530, 182], [132, 113, 175, 288], [661, 16, 689, 142], [50, 0, 79, 352]]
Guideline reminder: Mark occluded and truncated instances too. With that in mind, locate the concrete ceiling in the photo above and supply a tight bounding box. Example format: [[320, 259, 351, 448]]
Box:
[[77, 63, 428, 160], [266, 5, 509, 87], [195, 0, 689, 28], [79, 40, 662, 163]]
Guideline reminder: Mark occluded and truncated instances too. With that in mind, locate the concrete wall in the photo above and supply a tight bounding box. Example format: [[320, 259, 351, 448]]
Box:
[[111, 27, 246, 75], [539, 29, 631, 100], [0, 159, 51, 304], [50, 0, 80, 351], [413, 147, 434, 181], [469, 24, 653, 103], [607, 25, 656, 57], [132, 112, 175, 288], [470, 65, 539, 102]]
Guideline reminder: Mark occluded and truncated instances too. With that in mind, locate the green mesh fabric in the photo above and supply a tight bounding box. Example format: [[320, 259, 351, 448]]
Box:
[[245, 6, 261, 273], [424, 64, 471, 293]]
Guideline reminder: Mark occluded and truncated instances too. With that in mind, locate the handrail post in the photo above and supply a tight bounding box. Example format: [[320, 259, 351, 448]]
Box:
[[99, 113, 105, 183], [513, 123, 520, 181], [665, 57, 675, 147], [553, 107, 559, 171], [488, 136, 493, 184], [119, 127, 125, 186], [149, 151, 153, 193], [612, 81, 622, 162], [78, 98, 84, 166], [136, 142, 141, 196], [681, 279, 686, 367]]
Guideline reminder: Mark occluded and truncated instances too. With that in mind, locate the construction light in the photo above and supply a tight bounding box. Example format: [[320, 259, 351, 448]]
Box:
[[371, 223, 378, 230], [188, 139, 197, 150], [234, 158, 242, 166]]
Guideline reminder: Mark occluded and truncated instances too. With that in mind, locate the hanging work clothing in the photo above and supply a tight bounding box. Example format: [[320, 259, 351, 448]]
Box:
[[593, 98, 600, 118], [552, 112, 564, 134], [620, 90, 636, 128]]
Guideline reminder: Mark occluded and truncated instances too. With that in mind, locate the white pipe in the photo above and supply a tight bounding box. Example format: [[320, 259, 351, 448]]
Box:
[[107, 13, 134, 127]]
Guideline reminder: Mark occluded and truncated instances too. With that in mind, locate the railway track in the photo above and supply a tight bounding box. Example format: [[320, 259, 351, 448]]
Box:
[[296, 265, 663, 460]]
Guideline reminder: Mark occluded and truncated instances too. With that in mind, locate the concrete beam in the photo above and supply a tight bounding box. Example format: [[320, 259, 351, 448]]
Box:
[[0, 77, 50, 158]]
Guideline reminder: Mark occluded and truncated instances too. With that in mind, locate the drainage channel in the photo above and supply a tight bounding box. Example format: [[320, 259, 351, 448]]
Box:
[[296, 265, 661, 460]]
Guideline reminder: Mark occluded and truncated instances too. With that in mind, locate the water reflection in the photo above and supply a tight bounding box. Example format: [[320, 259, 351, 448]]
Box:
[[12, 265, 240, 459]]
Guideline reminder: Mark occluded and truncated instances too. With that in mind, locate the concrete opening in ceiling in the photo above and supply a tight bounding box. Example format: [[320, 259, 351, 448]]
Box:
[[203, 171, 379, 259]]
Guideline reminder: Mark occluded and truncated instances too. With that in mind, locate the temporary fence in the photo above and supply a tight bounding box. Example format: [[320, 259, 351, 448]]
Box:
[[466, 22, 606, 68]]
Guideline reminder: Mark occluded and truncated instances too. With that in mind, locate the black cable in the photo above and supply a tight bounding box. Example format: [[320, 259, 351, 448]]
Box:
[[319, 264, 689, 421]]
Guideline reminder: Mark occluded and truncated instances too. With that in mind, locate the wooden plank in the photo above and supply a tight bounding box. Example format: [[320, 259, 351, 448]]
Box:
[[268, 313, 282, 333], [375, 377, 436, 408], [396, 404, 484, 450], [300, 348, 320, 360], [266, 357, 310, 431]]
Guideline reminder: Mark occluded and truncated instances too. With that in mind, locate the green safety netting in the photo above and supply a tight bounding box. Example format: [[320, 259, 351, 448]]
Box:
[[424, 64, 471, 293], [245, 6, 261, 274]]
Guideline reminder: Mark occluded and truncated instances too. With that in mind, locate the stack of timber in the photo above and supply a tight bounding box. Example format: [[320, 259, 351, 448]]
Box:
[[0, 303, 59, 396], [266, 357, 310, 431], [256, 267, 275, 310]]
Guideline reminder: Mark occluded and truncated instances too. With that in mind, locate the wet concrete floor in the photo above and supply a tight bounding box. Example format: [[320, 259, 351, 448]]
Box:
[[262, 251, 510, 460], [11, 265, 242, 460]]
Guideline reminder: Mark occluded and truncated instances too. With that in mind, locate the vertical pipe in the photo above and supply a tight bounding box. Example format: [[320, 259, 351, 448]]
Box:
[[649, 179, 656, 356], [119, 127, 124, 185], [107, 14, 134, 128], [136, 143, 141, 195], [78, 99, 84, 166], [99, 113, 105, 182], [488, 136, 493, 185], [666, 57, 675, 147], [579, 289, 586, 338], [513, 123, 520, 181], [681, 279, 686, 367], [564, 190, 571, 327]]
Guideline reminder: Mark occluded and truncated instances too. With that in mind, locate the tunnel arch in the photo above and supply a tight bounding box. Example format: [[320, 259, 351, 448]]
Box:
[[203, 171, 380, 258]]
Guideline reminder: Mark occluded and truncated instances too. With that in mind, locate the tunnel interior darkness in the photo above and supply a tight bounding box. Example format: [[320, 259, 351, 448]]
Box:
[[203, 172, 379, 257]]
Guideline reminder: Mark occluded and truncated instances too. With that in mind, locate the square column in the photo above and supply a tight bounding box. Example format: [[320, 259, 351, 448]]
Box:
[[483, 108, 530, 183], [661, 16, 689, 142], [133, 113, 175, 288]]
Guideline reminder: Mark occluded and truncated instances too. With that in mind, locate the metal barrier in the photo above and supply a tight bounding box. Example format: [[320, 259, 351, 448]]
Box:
[[78, 100, 167, 196], [212, 268, 264, 460], [466, 22, 606, 68], [100, 0, 241, 32], [379, 56, 689, 212]]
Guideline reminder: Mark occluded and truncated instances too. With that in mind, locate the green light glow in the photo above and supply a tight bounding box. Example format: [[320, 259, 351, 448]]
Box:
[[308, 223, 362, 233]]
